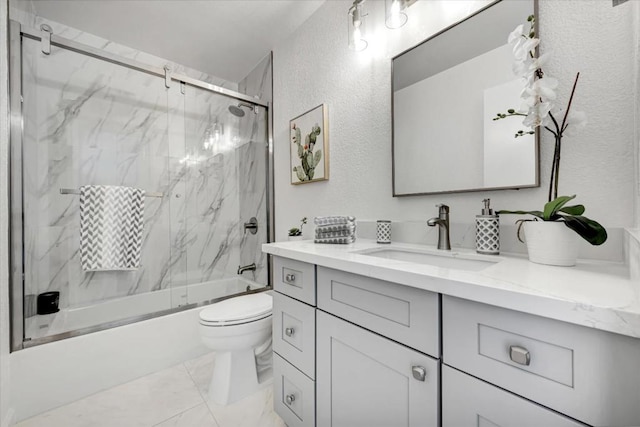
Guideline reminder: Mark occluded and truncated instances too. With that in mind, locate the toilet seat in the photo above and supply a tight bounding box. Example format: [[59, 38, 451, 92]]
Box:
[[199, 293, 272, 326]]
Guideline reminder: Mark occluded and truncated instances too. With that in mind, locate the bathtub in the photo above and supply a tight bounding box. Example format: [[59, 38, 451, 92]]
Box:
[[25, 277, 266, 342], [11, 278, 271, 423]]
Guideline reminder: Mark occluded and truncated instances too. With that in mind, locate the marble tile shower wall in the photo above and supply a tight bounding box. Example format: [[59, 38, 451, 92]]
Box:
[[15, 13, 269, 333]]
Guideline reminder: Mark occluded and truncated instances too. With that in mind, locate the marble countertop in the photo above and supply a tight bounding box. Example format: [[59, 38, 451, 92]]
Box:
[[262, 239, 640, 339]]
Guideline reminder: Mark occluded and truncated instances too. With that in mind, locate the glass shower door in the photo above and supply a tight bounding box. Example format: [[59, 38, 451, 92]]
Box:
[[19, 36, 175, 340], [175, 84, 269, 306]]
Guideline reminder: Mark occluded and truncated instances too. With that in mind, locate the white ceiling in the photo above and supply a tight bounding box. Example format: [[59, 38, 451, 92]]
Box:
[[31, 0, 325, 83]]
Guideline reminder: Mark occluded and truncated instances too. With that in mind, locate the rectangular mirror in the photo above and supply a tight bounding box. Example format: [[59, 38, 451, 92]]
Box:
[[392, 0, 538, 196]]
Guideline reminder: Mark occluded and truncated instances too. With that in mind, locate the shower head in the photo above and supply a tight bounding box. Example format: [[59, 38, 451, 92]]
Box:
[[228, 105, 245, 117], [228, 102, 256, 117]]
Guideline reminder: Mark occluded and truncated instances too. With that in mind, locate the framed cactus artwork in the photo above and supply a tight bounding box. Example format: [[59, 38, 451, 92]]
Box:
[[290, 104, 329, 184]]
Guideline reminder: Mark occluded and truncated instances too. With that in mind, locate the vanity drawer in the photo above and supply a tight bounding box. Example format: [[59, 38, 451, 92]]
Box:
[[442, 366, 586, 427], [443, 296, 640, 427], [273, 292, 316, 379], [273, 256, 316, 305], [317, 266, 439, 357], [274, 353, 315, 427]]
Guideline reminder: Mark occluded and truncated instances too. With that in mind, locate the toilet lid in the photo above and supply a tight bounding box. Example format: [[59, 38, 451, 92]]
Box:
[[199, 293, 272, 325]]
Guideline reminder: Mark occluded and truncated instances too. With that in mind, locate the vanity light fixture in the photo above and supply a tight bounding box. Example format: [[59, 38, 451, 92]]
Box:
[[347, 0, 368, 51], [385, 0, 408, 29]]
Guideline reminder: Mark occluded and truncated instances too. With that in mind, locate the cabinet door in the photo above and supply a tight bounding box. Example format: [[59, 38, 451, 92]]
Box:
[[316, 311, 438, 427], [442, 366, 586, 427], [274, 353, 316, 427], [273, 256, 316, 305], [273, 292, 316, 379]]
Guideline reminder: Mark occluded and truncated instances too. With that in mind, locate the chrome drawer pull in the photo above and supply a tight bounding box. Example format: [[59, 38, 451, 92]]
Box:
[[509, 345, 531, 366], [411, 366, 426, 382], [285, 394, 296, 405], [285, 327, 295, 337], [285, 273, 296, 283]]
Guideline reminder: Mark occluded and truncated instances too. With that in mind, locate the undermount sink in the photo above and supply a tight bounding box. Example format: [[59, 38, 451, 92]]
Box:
[[355, 247, 499, 272]]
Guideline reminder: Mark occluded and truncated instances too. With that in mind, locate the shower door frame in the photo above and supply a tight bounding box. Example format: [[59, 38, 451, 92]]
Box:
[[8, 20, 276, 351]]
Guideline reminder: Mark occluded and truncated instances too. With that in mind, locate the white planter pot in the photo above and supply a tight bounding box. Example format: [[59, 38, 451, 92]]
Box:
[[523, 221, 578, 267], [288, 235, 303, 241]]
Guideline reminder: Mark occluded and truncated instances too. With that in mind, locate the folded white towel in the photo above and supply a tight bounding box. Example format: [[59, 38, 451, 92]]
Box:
[[314, 236, 356, 244], [315, 229, 355, 239], [314, 223, 356, 234], [314, 216, 356, 226]]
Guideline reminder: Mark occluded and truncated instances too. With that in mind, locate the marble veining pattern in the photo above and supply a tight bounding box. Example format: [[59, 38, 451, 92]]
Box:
[[15, 353, 284, 427], [15, 14, 270, 340]]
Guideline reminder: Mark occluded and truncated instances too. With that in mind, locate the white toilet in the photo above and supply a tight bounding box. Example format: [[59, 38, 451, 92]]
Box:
[[199, 292, 273, 405]]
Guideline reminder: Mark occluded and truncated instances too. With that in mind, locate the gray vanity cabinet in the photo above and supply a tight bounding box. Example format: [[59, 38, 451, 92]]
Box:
[[443, 295, 640, 427], [271, 253, 640, 427], [442, 366, 585, 427], [272, 257, 317, 427], [316, 310, 439, 427]]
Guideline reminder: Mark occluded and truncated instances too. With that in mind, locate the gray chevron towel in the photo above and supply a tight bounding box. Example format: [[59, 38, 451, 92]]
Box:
[[79, 185, 145, 271]]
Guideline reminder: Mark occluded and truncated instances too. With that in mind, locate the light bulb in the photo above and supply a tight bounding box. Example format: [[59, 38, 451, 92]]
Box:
[[385, 0, 407, 29]]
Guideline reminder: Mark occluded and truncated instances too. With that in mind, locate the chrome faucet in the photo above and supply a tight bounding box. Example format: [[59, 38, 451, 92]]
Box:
[[237, 263, 256, 275], [427, 204, 451, 250]]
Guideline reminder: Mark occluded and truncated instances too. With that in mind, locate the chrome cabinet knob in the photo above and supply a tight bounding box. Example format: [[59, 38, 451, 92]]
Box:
[[285, 273, 296, 283], [411, 365, 426, 382], [509, 345, 531, 366], [285, 327, 295, 337], [285, 394, 295, 405]]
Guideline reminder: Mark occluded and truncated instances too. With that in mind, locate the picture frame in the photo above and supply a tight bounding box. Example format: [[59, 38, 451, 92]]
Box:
[[290, 104, 329, 185]]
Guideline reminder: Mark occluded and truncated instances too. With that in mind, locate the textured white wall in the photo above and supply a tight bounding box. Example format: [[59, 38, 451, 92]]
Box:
[[0, 1, 12, 426], [273, 0, 637, 259], [635, 0, 640, 228]]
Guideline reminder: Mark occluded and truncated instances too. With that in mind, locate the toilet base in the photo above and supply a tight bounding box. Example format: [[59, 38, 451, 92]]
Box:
[[208, 346, 272, 405]]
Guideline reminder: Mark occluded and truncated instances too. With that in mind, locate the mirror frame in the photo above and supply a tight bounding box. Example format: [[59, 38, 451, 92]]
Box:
[[391, 0, 540, 197]]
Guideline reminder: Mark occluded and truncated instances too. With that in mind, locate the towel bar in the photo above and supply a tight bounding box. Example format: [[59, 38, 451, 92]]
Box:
[[59, 188, 163, 198]]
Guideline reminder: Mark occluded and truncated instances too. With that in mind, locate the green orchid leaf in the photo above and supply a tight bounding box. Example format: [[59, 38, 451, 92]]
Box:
[[497, 210, 545, 220], [515, 219, 534, 243], [543, 195, 576, 220], [558, 204, 585, 215], [562, 215, 608, 246]]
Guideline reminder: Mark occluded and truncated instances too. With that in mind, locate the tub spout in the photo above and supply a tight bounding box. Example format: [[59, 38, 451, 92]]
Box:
[[237, 263, 257, 275]]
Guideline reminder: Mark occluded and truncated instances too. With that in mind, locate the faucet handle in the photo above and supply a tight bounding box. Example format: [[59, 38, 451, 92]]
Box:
[[436, 204, 449, 214]]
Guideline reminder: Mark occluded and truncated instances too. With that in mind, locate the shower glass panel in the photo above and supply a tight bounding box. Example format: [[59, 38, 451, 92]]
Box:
[[14, 28, 269, 347]]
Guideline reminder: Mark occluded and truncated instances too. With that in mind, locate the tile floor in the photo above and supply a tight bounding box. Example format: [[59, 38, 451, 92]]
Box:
[[15, 352, 286, 427]]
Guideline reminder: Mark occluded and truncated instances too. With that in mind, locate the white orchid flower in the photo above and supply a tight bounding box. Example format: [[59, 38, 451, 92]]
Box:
[[563, 110, 587, 136], [522, 102, 552, 128], [513, 37, 539, 61], [508, 24, 524, 45], [528, 51, 550, 72], [532, 77, 558, 102]]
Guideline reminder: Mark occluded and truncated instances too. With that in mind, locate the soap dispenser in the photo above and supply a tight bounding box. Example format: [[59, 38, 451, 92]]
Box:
[[476, 199, 499, 255]]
